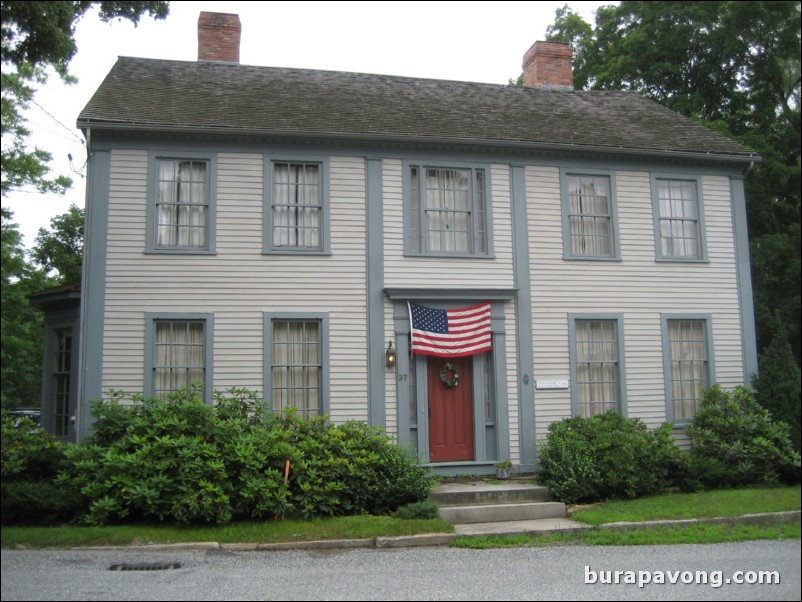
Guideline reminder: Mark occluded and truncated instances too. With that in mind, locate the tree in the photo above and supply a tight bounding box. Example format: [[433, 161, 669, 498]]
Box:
[[0, 208, 46, 408], [546, 1, 801, 368], [1, 1, 169, 197], [31, 204, 84, 284]]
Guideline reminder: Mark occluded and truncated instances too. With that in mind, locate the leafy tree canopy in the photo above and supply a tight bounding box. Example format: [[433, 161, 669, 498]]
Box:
[[31, 203, 84, 284], [1, 1, 169, 197]]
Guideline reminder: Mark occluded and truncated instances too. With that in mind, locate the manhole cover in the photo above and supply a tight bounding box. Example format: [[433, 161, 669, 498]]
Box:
[[108, 562, 182, 571]]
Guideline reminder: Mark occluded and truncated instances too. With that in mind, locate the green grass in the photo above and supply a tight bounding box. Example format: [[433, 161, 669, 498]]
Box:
[[571, 486, 801, 526], [452, 523, 802, 549], [0, 516, 453, 550]]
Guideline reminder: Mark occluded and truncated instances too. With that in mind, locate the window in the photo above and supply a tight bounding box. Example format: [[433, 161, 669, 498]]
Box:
[[265, 315, 328, 417], [663, 317, 713, 422], [570, 316, 625, 418], [407, 163, 490, 256], [147, 154, 217, 253], [265, 159, 329, 253], [53, 329, 72, 437], [562, 173, 617, 258], [652, 176, 705, 260], [145, 315, 212, 402]]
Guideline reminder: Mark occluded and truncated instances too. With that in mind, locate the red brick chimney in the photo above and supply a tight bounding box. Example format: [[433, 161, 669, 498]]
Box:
[[522, 41, 574, 89], [198, 12, 241, 63]]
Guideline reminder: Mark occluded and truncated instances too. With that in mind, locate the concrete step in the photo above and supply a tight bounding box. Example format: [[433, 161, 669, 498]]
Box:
[[429, 481, 553, 506], [438, 501, 566, 524]]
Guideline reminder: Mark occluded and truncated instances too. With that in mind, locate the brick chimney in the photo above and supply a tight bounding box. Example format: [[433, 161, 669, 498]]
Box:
[[522, 41, 574, 90], [198, 12, 241, 63]]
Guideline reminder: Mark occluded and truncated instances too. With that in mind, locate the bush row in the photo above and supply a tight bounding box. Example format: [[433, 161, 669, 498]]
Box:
[[538, 385, 801, 503], [3, 388, 432, 525]]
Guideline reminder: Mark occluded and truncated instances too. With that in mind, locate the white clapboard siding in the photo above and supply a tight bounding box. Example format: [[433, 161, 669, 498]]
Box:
[[526, 166, 745, 438], [102, 152, 368, 421], [383, 161, 515, 289]]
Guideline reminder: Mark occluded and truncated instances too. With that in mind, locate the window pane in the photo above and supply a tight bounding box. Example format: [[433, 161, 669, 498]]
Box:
[[272, 163, 322, 249], [668, 320, 708, 419], [567, 175, 612, 257], [658, 179, 700, 259], [156, 160, 208, 249], [575, 320, 618, 417], [272, 320, 322, 416], [153, 320, 205, 399]]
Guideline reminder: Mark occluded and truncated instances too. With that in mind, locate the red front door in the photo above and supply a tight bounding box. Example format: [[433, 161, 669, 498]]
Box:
[[428, 356, 474, 462]]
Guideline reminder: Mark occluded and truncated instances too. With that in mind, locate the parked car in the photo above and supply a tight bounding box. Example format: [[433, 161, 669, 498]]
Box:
[[7, 409, 42, 428]]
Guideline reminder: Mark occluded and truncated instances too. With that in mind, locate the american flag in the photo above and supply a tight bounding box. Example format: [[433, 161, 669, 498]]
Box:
[[409, 302, 492, 357]]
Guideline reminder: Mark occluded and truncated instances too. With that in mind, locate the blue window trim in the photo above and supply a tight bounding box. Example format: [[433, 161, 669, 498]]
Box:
[[263, 312, 330, 415], [650, 173, 708, 262], [560, 169, 621, 260], [568, 313, 627, 417], [146, 151, 217, 254], [144, 312, 214, 404], [403, 159, 494, 258], [263, 156, 331, 255], [661, 313, 715, 425]]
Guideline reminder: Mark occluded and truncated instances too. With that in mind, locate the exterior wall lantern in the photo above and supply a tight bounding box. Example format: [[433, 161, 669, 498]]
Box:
[[385, 340, 397, 368]]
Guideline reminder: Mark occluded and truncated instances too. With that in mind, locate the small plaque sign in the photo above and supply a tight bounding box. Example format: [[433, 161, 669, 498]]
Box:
[[536, 379, 570, 390]]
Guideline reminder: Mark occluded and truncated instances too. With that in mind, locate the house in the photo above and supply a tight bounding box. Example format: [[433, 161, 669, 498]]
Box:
[[45, 12, 758, 474]]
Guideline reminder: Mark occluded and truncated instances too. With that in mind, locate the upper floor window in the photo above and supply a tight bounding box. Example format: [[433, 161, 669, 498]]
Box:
[[265, 159, 329, 254], [563, 173, 618, 259], [407, 163, 490, 256], [652, 176, 706, 260], [147, 153, 217, 254]]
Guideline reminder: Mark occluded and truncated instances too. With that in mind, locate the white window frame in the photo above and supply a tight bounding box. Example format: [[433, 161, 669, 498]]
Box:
[[264, 313, 330, 417], [561, 170, 620, 260], [651, 174, 707, 261], [146, 152, 217, 254], [662, 314, 715, 423], [144, 313, 214, 403], [568, 314, 627, 417], [404, 161, 492, 257], [263, 157, 330, 254]]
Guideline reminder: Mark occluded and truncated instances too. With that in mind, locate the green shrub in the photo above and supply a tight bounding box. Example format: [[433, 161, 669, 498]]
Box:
[[537, 411, 685, 504], [57, 388, 433, 525], [1, 410, 79, 525], [392, 500, 440, 520], [687, 384, 801, 487]]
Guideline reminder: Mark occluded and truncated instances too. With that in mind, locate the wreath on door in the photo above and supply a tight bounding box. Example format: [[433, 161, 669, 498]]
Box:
[[439, 362, 460, 389]]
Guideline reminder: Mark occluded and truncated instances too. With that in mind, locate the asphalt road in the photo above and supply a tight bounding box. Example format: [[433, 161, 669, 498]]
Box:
[[2, 540, 800, 601]]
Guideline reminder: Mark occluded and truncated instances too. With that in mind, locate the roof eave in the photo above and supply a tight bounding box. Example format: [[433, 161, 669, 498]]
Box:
[[76, 120, 761, 164]]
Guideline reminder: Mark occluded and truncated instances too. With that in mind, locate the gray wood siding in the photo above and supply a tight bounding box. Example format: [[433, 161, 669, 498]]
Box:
[[102, 151, 368, 422], [527, 166, 745, 439], [383, 160, 515, 288]]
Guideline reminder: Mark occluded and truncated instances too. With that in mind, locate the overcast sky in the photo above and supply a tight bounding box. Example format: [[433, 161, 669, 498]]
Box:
[[3, 1, 614, 248]]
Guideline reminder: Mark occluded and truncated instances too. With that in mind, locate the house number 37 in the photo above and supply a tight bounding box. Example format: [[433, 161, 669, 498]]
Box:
[[397, 374, 408, 381]]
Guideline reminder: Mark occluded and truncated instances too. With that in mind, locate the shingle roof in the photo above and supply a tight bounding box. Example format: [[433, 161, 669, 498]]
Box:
[[78, 57, 756, 160]]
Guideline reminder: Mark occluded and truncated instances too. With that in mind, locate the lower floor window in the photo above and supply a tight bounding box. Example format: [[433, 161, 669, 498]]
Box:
[[667, 319, 709, 420], [574, 319, 620, 418], [272, 320, 321, 416], [153, 320, 206, 398]]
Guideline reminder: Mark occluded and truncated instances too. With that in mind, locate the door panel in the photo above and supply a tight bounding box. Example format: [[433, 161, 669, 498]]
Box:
[[428, 356, 474, 462]]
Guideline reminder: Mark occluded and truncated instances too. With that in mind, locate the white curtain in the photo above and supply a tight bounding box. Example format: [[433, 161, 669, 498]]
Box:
[[272, 321, 321, 416], [154, 321, 205, 397], [157, 161, 207, 248], [669, 320, 706, 419], [659, 180, 698, 257], [273, 163, 321, 248], [425, 168, 471, 253], [576, 320, 618, 418], [568, 176, 611, 256]]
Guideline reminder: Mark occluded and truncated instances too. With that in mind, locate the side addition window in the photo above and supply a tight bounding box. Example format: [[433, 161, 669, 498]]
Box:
[[408, 164, 490, 256], [564, 173, 617, 258]]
